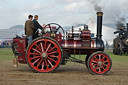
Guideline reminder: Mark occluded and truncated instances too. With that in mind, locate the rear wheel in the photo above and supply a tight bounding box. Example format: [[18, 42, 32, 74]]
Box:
[[87, 51, 112, 75], [26, 37, 62, 72]]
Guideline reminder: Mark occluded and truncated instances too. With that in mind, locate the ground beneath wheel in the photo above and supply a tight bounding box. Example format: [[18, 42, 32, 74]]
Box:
[[0, 59, 128, 85]]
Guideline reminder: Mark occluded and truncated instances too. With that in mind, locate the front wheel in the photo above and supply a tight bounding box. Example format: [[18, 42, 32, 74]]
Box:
[[87, 51, 112, 75], [26, 37, 62, 73]]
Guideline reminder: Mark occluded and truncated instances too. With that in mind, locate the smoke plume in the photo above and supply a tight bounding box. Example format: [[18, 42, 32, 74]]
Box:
[[87, 0, 128, 28], [94, 4, 102, 12], [87, 0, 102, 12], [115, 16, 126, 29]]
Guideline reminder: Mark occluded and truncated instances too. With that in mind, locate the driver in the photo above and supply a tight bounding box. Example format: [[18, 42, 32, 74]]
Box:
[[33, 15, 43, 39]]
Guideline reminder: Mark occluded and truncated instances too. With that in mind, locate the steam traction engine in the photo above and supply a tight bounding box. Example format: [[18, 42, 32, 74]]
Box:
[[113, 23, 128, 55], [12, 12, 112, 75]]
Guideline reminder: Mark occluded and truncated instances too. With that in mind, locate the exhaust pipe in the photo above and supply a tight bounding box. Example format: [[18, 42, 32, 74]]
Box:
[[96, 12, 103, 40], [96, 12, 104, 51]]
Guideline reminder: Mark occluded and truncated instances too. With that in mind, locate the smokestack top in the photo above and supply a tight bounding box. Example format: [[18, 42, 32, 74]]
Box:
[[97, 12, 103, 16], [96, 12, 103, 40]]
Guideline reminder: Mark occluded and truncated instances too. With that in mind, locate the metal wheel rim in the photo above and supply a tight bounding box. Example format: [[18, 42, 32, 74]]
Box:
[[27, 38, 61, 72], [89, 53, 111, 74]]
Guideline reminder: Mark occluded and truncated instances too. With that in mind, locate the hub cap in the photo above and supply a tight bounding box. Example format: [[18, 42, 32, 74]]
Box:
[[42, 53, 47, 58], [97, 61, 103, 67]]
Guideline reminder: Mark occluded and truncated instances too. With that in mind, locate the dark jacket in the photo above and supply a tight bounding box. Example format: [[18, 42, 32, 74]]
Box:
[[24, 20, 34, 36], [33, 19, 42, 32], [33, 19, 43, 39]]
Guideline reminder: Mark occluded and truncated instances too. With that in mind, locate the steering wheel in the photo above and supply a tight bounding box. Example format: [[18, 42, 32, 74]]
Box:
[[43, 23, 65, 34]]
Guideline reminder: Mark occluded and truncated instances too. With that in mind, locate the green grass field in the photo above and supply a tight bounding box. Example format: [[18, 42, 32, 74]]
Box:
[[106, 50, 128, 63], [0, 48, 128, 85], [0, 48, 14, 61], [0, 48, 128, 66]]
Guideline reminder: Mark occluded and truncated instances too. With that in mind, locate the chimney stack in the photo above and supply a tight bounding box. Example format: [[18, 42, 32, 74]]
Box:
[[96, 12, 103, 40]]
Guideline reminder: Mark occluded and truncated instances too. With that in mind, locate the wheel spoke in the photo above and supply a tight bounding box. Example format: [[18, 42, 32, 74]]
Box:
[[101, 65, 105, 70], [48, 46, 56, 52], [98, 68, 101, 72], [41, 61, 44, 70], [92, 60, 97, 63], [37, 59, 42, 67], [49, 55, 58, 58], [48, 51, 57, 55], [98, 55, 101, 61], [56, 26, 60, 31], [45, 59, 48, 68], [47, 60, 54, 68], [40, 42, 44, 52], [47, 57, 56, 62], [30, 53, 40, 56], [103, 64, 108, 67], [94, 66, 98, 70], [93, 63, 97, 66], [103, 60, 108, 63], [48, 24, 52, 30], [46, 43, 51, 52], [32, 58, 40, 65], [94, 56, 98, 61], [32, 48, 41, 54], [35, 44, 41, 51], [101, 57, 105, 61], [31, 56, 41, 59]]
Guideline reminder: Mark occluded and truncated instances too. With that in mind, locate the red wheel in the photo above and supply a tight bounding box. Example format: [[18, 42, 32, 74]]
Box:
[[87, 51, 112, 75], [26, 37, 62, 72]]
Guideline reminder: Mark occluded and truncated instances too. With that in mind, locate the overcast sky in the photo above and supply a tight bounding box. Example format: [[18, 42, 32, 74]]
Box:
[[0, 0, 128, 29]]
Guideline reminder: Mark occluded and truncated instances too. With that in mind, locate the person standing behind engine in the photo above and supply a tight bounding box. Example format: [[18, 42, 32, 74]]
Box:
[[33, 15, 43, 39], [24, 15, 34, 44]]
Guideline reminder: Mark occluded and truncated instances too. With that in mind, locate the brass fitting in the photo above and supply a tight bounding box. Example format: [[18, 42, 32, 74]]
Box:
[[97, 12, 103, 16]]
